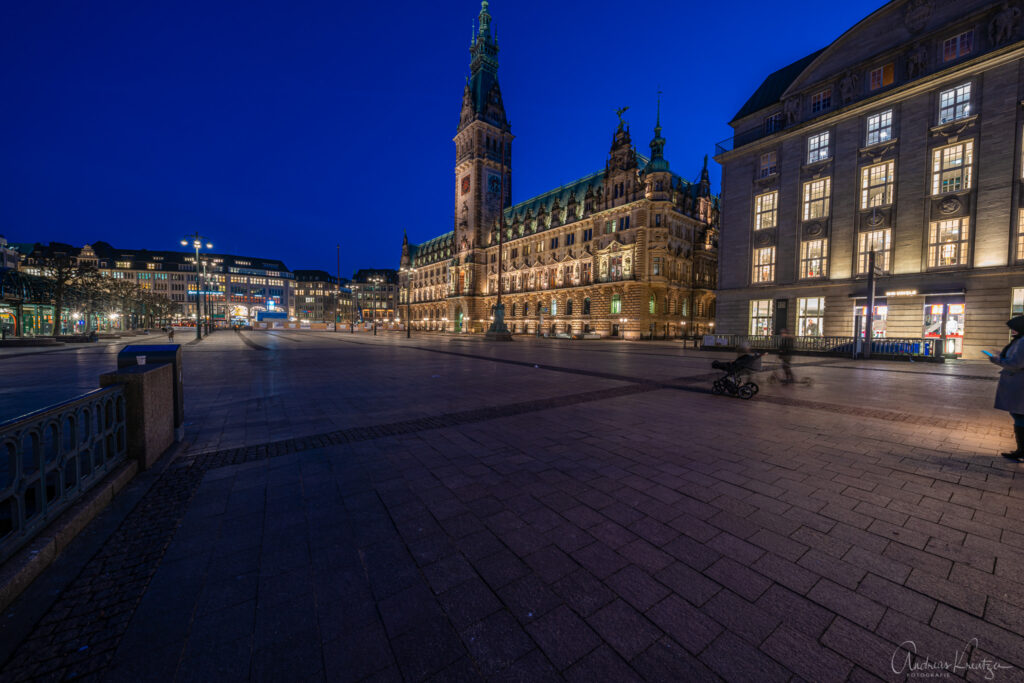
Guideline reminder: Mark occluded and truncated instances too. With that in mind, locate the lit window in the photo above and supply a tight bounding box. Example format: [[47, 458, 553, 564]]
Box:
[[857, 229, 892, 274], [860, 161, 895, 208], [807, 132, 830, 163], [551, 299, 558, 316], [811, 89, 832, 114], [869, 63, 894, 90], [928, 218, 970, 268], [939, 83, 971, 124], [1018, 209, 1024, 262], [649, 295, 656, 314], [749, 299, 774, 335], [759, 151, 778, 178], [931, 141, 973, 195], [798, 298, 824, 337], [754, 192, 778, 230], [652, 257, 661, 275], [800, 239, 829, 279], [943, 31, 973, 62], [866, 110, 893, 146], [802, 178, 831, 220], [1012, 288, 1024, 316], [752, 247, 775, 283], [610, 294, 621, 314]]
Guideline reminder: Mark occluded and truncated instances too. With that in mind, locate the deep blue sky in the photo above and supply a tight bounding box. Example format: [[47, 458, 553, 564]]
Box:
[[1, 0, 887, 277]]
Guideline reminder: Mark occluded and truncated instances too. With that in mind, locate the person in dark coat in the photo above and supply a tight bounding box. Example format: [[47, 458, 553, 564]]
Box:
[[990, 315, 1024, 460]]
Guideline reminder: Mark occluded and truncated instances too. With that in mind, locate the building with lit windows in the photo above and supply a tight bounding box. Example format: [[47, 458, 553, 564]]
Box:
[[293, 270, 352, 323], [23, 242, 295, 325], [714, 0, 1024, 358], [349, 269, 398, 323], [398, 2, 719, 338]]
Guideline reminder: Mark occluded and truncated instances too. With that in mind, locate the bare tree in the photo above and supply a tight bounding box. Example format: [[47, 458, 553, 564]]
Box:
[[34, 253, 90, 336]]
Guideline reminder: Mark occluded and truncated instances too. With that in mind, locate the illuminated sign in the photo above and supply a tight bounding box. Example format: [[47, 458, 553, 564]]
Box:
[[885, 290, 918, 297]]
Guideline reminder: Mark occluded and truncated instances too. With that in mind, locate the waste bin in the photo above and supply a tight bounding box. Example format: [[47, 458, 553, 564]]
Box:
[[118, 344, 184, 440]]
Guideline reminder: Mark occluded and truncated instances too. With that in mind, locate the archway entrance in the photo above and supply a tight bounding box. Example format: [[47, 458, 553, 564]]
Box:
[[455, 309, 463, 333]]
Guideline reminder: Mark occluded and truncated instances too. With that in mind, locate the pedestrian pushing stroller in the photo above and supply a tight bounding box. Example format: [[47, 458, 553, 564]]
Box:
[[710, 353, 762, 399]]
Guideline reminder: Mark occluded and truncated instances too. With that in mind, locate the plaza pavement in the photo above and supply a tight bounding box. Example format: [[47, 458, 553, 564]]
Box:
[[0, 331, 1022, 681]]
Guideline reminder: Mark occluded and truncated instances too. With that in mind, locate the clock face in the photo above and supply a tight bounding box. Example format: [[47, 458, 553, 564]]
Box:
[[461, 176, 470, 195]]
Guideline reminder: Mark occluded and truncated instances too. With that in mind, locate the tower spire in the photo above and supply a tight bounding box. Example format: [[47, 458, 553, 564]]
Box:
[[648, 90, 669, 171]]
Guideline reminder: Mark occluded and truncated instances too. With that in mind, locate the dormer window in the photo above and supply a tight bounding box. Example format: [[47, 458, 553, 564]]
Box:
[[811, 88, 832, 114], [869, 63, 894, 91], [943, 31, 973, 62], [764, 113, 782, 134]]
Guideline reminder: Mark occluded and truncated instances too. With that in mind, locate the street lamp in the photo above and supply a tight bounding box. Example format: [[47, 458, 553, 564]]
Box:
[[400, 266, 417, 339], [619, 317, 628, 341], [182, 232, 213, 341]]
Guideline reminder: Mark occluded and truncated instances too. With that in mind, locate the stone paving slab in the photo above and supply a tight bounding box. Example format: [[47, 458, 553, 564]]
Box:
[[0, 334, 1022, 682]]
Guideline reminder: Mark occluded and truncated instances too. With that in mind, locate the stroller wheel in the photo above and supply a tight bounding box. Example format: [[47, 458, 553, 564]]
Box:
[[712, 381, 724, 395], [746, 382, 759, 395], [738, 385, 754, 400]]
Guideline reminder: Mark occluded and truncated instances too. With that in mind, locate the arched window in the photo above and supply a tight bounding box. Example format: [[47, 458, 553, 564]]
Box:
[[566, 299, 573, 315], [511, 302, 517, 317], [551, 299, 558, 316], [524, 302, 530, 316], [611, 294, 622, 314], [649, 295, 656, 314], [583, 297, 591, 315]]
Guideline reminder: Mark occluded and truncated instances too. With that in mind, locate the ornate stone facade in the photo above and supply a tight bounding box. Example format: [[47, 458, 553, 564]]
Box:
[[399, 2, 719, 339]]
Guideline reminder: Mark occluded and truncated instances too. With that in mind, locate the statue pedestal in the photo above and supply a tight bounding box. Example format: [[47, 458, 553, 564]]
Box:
[[484, 327, 513, 342], [485, 303, 513, 342]]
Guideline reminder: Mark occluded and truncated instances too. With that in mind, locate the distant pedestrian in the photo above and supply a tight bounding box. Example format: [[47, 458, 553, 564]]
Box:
[[990, 315, 1024, 460], [778, 329, 795, 384], [167, 328, 175, 342]]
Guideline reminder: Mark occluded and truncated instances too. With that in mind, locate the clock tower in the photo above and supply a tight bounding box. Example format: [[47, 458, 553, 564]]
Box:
[[452, 1, 512, 276]]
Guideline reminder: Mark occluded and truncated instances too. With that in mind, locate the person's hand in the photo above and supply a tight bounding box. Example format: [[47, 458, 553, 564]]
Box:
[[989, 355, 1001, 365]]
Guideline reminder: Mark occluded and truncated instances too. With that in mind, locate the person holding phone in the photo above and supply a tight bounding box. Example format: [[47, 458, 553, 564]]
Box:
[[989, 315, 1024, 460]]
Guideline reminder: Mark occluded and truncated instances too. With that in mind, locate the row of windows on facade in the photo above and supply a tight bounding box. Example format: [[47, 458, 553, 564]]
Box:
[[750, 215, 972, 284], [763, 31, 974, 134], [756, 141, 972, 232], [747, 284, 1024, 340], [502, 295, 700, 318], [759, 82, 971, 185], [492, 221, 634, 257]]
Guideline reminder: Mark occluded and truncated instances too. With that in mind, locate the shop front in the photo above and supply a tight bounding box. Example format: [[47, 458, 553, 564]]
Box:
[[851, 291, 965, 357]]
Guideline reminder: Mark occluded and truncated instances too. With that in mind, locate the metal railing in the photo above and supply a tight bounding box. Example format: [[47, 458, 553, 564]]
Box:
[[703, 334, 940, 358], [0, 386, 127, 564]]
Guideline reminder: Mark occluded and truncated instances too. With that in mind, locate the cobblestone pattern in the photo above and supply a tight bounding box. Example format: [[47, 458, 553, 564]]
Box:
[[0, 466, 203, 681]]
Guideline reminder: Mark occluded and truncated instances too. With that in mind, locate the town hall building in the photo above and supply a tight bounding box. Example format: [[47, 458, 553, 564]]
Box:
[[399, 1, 719, 339]]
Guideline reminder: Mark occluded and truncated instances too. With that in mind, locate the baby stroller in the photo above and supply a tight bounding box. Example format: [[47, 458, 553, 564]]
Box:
[[710, 353, 762, 399]]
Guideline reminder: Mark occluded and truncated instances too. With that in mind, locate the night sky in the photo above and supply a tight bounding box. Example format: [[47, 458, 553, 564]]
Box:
[[1, 0, 887, 277]]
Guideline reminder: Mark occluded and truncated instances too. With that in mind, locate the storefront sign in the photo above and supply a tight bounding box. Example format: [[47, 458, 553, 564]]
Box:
[[885, 290, 918, 297]]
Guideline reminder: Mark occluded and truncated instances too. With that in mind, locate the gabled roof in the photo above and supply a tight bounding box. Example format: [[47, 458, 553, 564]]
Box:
[[731, 49, 824, 123]]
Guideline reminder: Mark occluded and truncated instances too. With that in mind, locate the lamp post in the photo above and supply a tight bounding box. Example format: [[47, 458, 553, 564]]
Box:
[[400, 266, 416, 339], [181, 232, 213, 341], [442, 316, 448, 334], [619, 317, 628, 341]]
